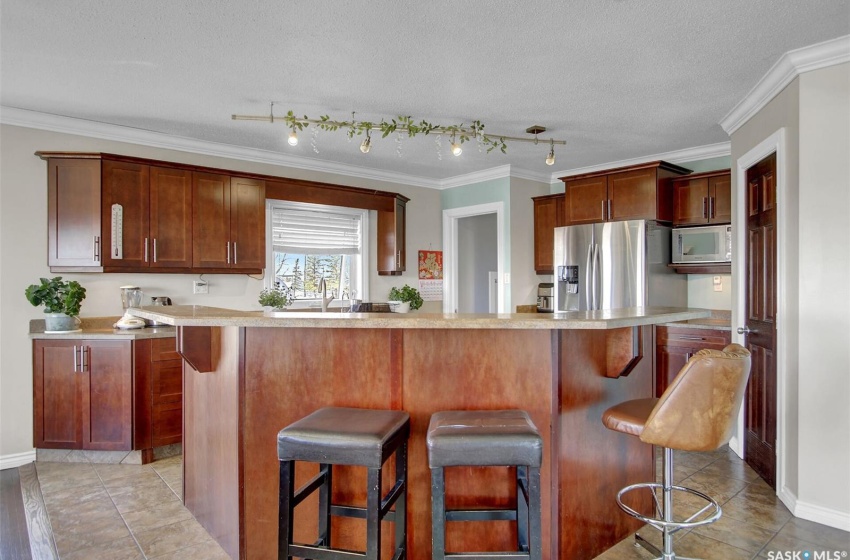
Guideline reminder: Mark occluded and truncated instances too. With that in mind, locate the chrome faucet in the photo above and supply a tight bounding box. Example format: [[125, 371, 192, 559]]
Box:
[[318, 277, 334, 312]]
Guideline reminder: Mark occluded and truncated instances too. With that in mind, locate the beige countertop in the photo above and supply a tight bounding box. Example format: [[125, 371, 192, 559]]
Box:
[[660, 310, 732, 331], [127, 305, 711, 330], [29, 317, 177, 340]]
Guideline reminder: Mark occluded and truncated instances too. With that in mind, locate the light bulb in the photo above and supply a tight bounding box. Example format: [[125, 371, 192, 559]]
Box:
[[360, 134, 371, 154], [287, 130, 298, 146], [451, 142, 463, 156], [545, 148, 555, 166]]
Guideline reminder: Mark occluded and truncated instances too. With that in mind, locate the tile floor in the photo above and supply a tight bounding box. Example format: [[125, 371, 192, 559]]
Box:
[[20, 447, 850, 559]]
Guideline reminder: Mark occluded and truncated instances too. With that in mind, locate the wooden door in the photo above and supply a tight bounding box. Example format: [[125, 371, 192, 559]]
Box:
[[83, 341, 133, 450], [565, 175, 608, 225], [150, 166, 193, 268], [744, 153, 778, 489], [673, 177, 709, 226], [102, 160, 150, 268], [33, 341, 83, 448], [608, 167, 658, 222], [230, 177, 266, 270], [709, 174, 732, 224], [46, 159, 102, 269], [193, 172, 231, 268]]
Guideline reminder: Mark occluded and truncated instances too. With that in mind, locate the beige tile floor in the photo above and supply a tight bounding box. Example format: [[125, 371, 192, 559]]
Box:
[[29, 448, 850, 559]]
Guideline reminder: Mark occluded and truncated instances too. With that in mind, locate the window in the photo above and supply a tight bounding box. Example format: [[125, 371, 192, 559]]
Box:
[[267, 200, 369, 307]]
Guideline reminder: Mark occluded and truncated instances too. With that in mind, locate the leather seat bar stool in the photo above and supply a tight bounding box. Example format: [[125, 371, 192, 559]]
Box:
[[602, 344, 751, 560], [427, 410, 543, 560], [277, 407, 410, 560]]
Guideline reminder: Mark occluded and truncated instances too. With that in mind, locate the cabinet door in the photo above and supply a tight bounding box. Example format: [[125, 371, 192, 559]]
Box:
[[533, 195, 563, 274], [655, 344, 696, 397], [151, 360, 183, 447], [230, 177, 266, 270], [673, 178, 709, 226], [377, 198, 407, 275], [193, 172, 231, 268], [102, 160, 150, 268], [83, 341, 133, 450], [564, 176, 607, 225], [150, 166, 193, 268], [395, 198, 406, 272], [33, 341, 83, 448], [47, 159, 102, 269], [709, 174, 732, 224], [608, 167, 658, 222]]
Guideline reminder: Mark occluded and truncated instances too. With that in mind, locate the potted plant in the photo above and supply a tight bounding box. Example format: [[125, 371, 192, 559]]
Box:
[[259, 285, 293, 313], [388, 284, 423, 313], [25, 276, 87, 332]]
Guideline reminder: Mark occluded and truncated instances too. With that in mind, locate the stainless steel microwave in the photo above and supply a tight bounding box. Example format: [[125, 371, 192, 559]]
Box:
[[672, 224, 732, 264]]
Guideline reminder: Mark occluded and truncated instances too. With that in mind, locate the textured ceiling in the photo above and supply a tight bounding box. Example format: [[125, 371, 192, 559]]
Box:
[[2, 1, 849, 182]]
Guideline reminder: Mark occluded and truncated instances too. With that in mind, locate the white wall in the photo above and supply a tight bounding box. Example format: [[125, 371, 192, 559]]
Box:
[[796, 63, 850, 520], [0, 124, 442, 460], [687, 274, 732, 309], [457, 213, 497, 313]]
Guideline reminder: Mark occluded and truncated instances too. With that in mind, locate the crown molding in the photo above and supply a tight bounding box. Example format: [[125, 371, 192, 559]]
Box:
[[0, 106, 445, 189], [720, 34, 850, 135], [550, 141, 731, 181], [436, 165, 512, 189]]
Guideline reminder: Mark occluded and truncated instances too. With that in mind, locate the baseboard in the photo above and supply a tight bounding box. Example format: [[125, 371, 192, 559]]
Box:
[[0, 450, 37, 470], [794, 498, 850, 532]]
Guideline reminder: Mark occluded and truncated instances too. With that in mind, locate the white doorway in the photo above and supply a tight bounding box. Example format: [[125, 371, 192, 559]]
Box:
[[443, 202, 505, 313]]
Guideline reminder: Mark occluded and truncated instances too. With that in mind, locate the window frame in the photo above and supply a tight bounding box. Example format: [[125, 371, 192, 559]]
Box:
[[265, 199, 369, 309]]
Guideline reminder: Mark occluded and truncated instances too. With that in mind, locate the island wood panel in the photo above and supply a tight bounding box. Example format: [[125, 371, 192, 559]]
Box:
[[182, 326, 242, 560], [556, 326, 654, 559], [402, 328, 556, 559], [240, 327, 403, 560]]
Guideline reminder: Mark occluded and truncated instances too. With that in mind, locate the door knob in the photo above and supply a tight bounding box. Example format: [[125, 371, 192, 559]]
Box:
[[737, 326, 752, 335]]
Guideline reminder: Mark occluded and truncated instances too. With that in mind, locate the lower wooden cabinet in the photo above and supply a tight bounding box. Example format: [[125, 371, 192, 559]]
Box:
[[33, 336, 182, 459], [655, 326, 731, 397]]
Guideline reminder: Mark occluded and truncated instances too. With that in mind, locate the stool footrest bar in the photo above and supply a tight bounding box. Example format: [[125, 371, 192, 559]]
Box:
[[445, 553, 531, 559], [380, 478, 406, 518], [289, 543, 365, 559], [292, 469, 328, 508], [446, 509, 518, 522]]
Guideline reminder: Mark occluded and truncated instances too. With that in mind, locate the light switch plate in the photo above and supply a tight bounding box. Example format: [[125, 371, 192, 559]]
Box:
[[504, 273, 511, 284], [193, 280, 209, 294], [713, 276, 722, 292]]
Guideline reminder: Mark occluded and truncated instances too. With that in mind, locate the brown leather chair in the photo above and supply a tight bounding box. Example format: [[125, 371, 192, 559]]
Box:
[[602, 343, 751, 560]]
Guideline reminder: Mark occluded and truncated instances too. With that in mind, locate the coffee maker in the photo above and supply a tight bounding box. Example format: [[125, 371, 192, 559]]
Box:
[[537, 283, 554, 313]]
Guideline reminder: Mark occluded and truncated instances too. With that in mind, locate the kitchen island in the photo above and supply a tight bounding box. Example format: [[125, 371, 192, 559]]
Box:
[[129, 305, 710, 560]]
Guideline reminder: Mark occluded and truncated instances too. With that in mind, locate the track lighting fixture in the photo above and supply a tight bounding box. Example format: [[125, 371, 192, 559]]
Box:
[[233, 106, 566, 163], [360, 130, 372, 153]]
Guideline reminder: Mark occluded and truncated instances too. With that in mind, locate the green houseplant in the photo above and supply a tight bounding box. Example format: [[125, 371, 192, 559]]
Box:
[[25, 276, 87, 332], [388, 284, 423, 313], [259, 286, 293, 311]]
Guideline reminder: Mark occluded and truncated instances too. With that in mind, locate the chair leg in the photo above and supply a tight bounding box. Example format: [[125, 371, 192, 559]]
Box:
[[394, 441, 408, 555], [528, 466, 542, 560], [278, 460, 295, 560], [366, 466, 382, 560], [317, 463, 332, 547], [662, 446, 675, 560], [516, 466, 529, 552], [431, 467, 446, 560]]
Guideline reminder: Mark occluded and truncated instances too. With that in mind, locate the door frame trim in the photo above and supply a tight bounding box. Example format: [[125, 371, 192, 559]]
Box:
[[733, 127, 787, 501], [442, 202, 506, 313]]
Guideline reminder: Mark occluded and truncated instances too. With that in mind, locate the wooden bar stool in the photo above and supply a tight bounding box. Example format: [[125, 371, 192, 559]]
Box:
[[427, 409, 543, 560], [602, 344, 751, 560], [277, 406, 410, 560]]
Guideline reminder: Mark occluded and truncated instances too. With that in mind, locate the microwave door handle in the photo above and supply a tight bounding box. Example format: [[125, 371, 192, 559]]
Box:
[[585, 244, 593, 310]]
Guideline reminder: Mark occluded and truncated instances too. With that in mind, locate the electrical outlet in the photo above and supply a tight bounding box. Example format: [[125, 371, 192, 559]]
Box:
[[504, 273, 511, 284], [193, 280, 209, 294], [713, 276, 723, 292]]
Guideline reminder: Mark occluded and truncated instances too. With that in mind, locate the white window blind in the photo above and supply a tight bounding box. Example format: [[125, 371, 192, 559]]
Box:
[[271, 206, 362, 255]]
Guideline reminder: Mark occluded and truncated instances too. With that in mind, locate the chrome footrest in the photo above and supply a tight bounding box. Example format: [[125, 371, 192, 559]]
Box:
[[616, 481, 722, 533]]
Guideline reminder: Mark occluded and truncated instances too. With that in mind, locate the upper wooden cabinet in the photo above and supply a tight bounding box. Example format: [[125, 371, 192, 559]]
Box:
[[377, 196, 408, 275], [561, 161, 691, 225], [532, 193, 565, 274], [671, 169, 731, 226], [46, 158, 102, 269]]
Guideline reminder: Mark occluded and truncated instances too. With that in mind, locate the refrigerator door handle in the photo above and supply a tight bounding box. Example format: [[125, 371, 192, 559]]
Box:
[[585, 244, 593, 310], [591, 243, 600, 310]]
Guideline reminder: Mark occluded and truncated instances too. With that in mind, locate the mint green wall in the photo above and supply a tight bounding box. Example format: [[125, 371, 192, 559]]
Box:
[[677, 155, 731, 173]]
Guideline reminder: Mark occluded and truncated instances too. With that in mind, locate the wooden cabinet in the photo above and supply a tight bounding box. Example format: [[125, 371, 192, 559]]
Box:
[[672, 170, 731, 226], [655, 326, 731, 397], [378, 196, 408, 275], [33, 336, 182, 459], [561, 161, 690, 225], [33, 340, 133, 450], [532, 194, 565, 274], [149, 166, 193, 268], [192, 174, 265, 271], [46, 158, 102, 269]]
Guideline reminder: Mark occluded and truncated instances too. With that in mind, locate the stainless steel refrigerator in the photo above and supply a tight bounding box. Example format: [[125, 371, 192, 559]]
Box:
[[553, 220, 686, 312]]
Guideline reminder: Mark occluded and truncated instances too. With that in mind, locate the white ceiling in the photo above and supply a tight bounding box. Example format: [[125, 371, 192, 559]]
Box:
[[2, 1, 849, 183]]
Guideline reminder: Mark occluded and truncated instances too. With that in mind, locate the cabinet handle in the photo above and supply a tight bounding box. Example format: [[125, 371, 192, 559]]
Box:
[[82, 346, 88, 372], [709, 197, 715, 219], [144, 238, 149, 263], [233, 242, 237, 264], [93, 236, 100, 262], [601, 200, 606, 221], [607, 199, 612, 220], [677, 335, 706, 341], [685, 352, 692, 361], [153, 238, 157, 263], [226, 242, 231, 264], [703, 197, 708, 219], [397, 250, 401, 268], [73, 345, 78, 372]]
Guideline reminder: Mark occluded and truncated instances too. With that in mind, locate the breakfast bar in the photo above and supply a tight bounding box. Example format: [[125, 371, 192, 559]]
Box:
[[129, 305, 710, 560]]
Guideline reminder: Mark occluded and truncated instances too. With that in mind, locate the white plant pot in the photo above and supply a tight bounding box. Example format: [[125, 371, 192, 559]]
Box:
[[44, 312, 81, 333], [388, 301, 411, 313]]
